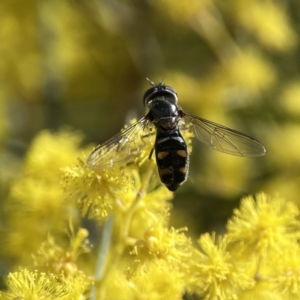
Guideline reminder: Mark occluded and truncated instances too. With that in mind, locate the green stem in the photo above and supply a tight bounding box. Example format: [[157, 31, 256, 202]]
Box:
[[90, 161, 156, 299], [89, 215, 114, 300], [123, 161, 155, 239]]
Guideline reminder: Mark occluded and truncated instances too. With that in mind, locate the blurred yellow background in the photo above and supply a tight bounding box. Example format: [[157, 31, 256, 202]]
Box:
[[0, 0, 300, 239]]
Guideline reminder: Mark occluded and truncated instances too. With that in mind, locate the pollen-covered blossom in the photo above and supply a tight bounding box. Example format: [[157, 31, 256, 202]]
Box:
[[227, 193, 300, 256], [0, 269, 92, 300], [99, 260, 184, 300], [119, 225, 193, 298], [129, 259, 185, 300], [32, 228, 90, 275], [128, 186, 173, 238], [224, 193, 300, 299], [132, 225, 192, 266], [62, 158, 135, 220], [186, 233, 255, 300], [1, 130, 84, 265], [4, 121, 300, 300], [62, 119, 162, 222], [271, 250, 300, 299]]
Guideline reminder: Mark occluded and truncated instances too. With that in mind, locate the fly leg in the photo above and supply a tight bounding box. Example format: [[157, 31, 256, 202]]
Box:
[[148, 147, 154, 160], [140, 130, 155, 161]]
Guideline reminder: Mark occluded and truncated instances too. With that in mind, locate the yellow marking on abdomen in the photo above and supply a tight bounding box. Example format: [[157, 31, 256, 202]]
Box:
[[177, 150, 187, 157], [157, 151, 169, 159], [159, 168, 172, 176], [178, 167, 187, 174]]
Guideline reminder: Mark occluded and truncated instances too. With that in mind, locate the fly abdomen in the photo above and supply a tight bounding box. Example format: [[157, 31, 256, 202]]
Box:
[[155, 128, 189, 191]]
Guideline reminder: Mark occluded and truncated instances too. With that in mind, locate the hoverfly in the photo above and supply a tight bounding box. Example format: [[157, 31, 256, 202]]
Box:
[[87, 79, 266, 191]]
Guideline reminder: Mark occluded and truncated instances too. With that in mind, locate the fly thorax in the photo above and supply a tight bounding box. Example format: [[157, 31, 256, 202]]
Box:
[[148, 99, 179, 129]]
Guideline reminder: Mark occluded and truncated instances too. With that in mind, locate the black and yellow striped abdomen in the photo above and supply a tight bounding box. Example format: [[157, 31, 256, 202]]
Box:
[[155, 128, 189, 191]]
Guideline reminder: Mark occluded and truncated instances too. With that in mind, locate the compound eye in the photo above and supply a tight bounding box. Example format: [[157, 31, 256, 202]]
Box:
[[165, 86, 177, 95], [143, 87, 157, 106], [164, 87, 178, 104], [143, 86, 178, 106]]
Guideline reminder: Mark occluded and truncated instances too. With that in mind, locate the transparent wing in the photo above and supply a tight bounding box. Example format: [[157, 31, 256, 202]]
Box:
[[183, 113, 266, 157], [87, 117, 155, 170]]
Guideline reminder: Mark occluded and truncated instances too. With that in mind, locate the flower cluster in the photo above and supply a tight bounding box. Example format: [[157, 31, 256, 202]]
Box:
[[1, 129, 300, 300]]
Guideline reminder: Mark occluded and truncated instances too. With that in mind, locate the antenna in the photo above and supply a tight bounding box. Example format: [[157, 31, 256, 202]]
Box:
[[146, 77, 155, 87], [146, 78, 165, 87]]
